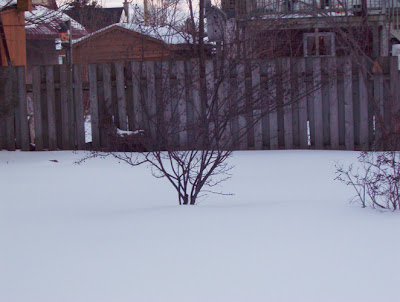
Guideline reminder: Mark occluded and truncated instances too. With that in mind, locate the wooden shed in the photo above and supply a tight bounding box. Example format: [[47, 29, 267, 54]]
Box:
[[72, 23, 196, 65]]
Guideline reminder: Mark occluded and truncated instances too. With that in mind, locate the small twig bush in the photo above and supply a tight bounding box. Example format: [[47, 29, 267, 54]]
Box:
[[335, 151, 400, 211]]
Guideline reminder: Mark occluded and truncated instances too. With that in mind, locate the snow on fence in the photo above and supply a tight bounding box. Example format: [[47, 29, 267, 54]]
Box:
[[0, 56, 399, 151]]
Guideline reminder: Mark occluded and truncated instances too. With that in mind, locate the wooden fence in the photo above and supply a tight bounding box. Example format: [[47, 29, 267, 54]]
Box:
[[0, 56, 399, 151]]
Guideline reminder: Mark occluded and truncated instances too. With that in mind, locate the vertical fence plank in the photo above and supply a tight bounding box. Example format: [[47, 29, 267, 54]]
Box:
[[89, 64, 100, 149], [0, 68, 5, 150], [373, 59, 384, 149], [40, 66, 49, 149], [352, 62, 360, 148], [12, 67, 22, 149], [268, 60, 278, 150], [46, 66, 57, 150], [176, 61, 187, 147], [390, 56, 400, 149], [228, 64, 239, 148], [60, 65, 70, 149], [132, 62, 142, 130], [291, 58, 299, 148], [17, 66, 30, 151], [313, 57, 323, 149], [337, 57, 345, 147], [146, 61, 157, 140], [67, 66, 75, 149], [115, 61, 127, 131], [96, 65, 107, 148], [161, 61, 172, 146], [53, 65, 62, 149], [216, 58, 230, 148], [103, 63, 112, 124], [73, 65, 85, 149], [328, 57, 339, 149], [206, 60, 215, 147], [0, 118, 5, 150], [321, 59, 330, 146], [190, 59, 203, 147], [183, 61, 194, 145], [358, 61, 369, 150], [282, 57, 293, 149], [32, 66, 43, 150], [297, 58, 308, 149], [344, 57, 354, 150], [125, 63, 134, 131], [237, 63, 247, 150], [4, 67, 15, 150], [169, 61, 179, 146], [252, 61, 262, 150]]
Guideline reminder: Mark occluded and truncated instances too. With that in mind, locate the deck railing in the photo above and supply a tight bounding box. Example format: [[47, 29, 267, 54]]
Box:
[[254, 0, 399, 15]]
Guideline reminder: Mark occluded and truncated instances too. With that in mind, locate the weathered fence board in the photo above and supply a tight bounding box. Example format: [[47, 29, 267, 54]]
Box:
[[89, 64, 100, 149], [177, 61, 187, 146], [46, 66, 57, 150], [344, 57, 355, 150], [328, 57, 339, 149], [313, 58, 324, 149], [358, 62, 369, 150], [4, 68, 15, 151], [17, 66, 30, 151], [60, 66, 70, 149], [115, 62, 127, 131], [297, 58, 308, 149], [32, 67, 43, 151], [268, 60, 279, 150], [1, 56, 399, 152], [252, 62, 263, 150], [282, 57, 293, 149], [73, 65, 86, 149]]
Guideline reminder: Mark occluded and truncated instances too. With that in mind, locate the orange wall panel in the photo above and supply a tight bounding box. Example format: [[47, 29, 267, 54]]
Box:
[[0, 9, 27, 67]]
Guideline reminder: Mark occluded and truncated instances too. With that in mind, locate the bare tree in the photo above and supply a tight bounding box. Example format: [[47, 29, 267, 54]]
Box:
[[86, 0, 391, 205]]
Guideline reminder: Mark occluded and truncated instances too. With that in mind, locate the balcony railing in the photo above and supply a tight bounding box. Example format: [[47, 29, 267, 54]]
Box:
[[253, 0, 400, 15]]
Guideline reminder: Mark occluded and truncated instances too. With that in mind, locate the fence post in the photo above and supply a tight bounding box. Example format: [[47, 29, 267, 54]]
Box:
[[89, 64, 100, 149], [73, 65, 85, 149], [268, 59, 278, 150], [17, 66, 30, 151], [115, 61, 127, 131], [46, 66, 57, 150], [252, 61, 263, 150], [313, 57, 323, 149], [358, 59, 369, 150], [344, 57, 354, 150], [328, 57, 339, 149], [32, 66, 43, 151], [282, 57, 293, 149]]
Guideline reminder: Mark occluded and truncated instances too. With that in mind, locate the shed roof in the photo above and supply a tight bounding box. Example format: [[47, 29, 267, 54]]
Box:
[[73, 22, 192, 46]]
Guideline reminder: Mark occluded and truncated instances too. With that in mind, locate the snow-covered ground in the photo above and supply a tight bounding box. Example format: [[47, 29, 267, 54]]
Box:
[[1, 150, 399, 302]]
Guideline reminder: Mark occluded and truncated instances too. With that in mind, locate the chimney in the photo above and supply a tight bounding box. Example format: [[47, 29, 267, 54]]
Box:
[[123, 1, 130, 23]]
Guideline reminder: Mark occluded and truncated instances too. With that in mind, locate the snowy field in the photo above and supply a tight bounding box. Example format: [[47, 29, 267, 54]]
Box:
[[1, 150, 400, 302]]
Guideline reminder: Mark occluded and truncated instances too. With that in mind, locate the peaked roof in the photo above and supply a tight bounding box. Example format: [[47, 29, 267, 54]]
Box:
[[64, 7, 124, 33], [73, 22, 193, 46], [25, 5, 88, 39]]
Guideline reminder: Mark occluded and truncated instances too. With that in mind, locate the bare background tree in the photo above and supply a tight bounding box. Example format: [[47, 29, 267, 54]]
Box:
[[85, 0, 336, 205]]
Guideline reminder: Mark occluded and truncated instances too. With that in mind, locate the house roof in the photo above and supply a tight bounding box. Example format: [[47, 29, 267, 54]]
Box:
[[0, 0, 16, 11], [64, 7, 124, 33], [73, 22, 193, 46], [25, 5, 88, 39]]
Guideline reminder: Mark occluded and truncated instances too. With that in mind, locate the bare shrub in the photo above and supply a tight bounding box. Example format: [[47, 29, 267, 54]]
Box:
[[335, 151, 400, 211]]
